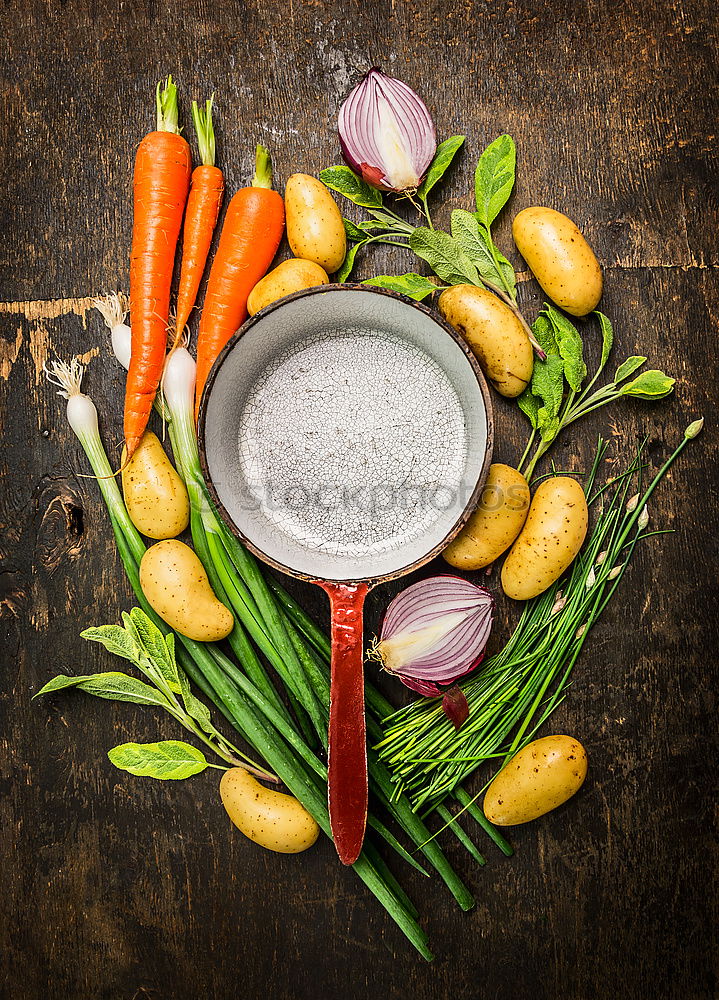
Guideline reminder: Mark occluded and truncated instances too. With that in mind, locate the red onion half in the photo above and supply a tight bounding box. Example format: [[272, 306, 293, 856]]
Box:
[[338, 68, 437, 192], [370, 576, 494, 701]]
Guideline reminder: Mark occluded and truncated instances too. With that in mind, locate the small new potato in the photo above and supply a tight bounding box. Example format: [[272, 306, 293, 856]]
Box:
[[483, 735, 588, 825], [285, 174, 346, 274], [121, 431, 189, 539], [513, 207, 603, 317], [220, 767, 320, 854], [443, 464, 530, 570], [247, 258, 329, 316], [438, 285, 534, 398], [139, 540, 233, 642], [502, 476, 588, 600]]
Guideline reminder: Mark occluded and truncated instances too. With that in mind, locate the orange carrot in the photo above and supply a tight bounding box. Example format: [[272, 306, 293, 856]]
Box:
[[125, 76, 191, 458], [194, 144, 285, 419], [173, 97, 224, 348]]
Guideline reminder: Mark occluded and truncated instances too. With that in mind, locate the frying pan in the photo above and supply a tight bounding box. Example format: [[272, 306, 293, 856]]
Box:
[[198, 284, 493, 864]]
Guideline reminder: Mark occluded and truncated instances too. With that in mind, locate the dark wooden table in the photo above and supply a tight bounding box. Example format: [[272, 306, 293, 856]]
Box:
[[1, 2, 717, 998]]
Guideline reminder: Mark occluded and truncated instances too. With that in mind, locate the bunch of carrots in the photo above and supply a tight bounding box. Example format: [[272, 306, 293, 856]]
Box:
[[125, 76, 286, 457]]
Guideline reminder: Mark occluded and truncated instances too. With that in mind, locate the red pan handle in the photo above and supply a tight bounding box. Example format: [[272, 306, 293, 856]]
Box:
[[316, 580, 369, 865]]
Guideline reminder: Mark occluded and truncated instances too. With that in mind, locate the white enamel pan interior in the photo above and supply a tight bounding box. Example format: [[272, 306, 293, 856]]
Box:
[[199, 284, 493, 583]]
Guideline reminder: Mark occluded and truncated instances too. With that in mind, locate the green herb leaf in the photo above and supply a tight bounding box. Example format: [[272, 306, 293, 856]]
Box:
[[34, 671, 172, 709], [532, 314, 559, 356], [336, 239, 368, 281], [530, 354, 566, 441], [319, 166, 383, 209], [450, 209, 516, 297], [614, 356, 647, 383], [595, 311, 614, 373], [127, 608, 181, 693], [362, 273, 438, 301], [79, 625, 141, 664], [417, 135, 465, 200], [177, 667, 215, 735], [517, 388, 542, 430], [409, 228, 480, 286], [545, 306, 586, 392], [474, 134, 516, 228], [618, 370, 676, 399], [343, 217, 367, 241], [107, 740, 209, 780]]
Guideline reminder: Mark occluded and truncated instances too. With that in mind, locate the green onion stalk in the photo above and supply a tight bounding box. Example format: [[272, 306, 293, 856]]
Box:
[[159, 345, 480, 910], [376, 423, 703, 811], [45, 355, 437, 960], [100, 302, 500, 871]]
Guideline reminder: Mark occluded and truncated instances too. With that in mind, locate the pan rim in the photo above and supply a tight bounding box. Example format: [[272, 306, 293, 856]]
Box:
[[198, 282, 495, 586]]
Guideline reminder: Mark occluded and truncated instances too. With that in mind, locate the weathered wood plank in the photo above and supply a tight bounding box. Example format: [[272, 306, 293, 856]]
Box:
[[0, 1, 716, 998]]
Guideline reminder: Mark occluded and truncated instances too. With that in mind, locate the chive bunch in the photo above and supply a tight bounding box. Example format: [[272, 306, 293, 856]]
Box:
[[376, 425, 702, 810]]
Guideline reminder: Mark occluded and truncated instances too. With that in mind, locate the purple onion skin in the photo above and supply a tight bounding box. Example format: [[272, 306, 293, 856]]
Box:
[[441, 685, 470, 730], [339, 134, 393, 192]]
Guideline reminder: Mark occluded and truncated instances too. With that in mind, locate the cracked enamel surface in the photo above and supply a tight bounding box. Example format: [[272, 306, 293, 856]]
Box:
[[237, 329, 467, 560], [202, 287, 489, 581]]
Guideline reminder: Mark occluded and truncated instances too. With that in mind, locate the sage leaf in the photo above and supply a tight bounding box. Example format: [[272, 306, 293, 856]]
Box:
[[450, 209, 516, 296], [362, 273, 438, 301], [127, 608, 181, 694], [79, 625, 141, 665], [618, 370, 676, 399], [343, 217, 367, 241], [108, 740, 209, 780], [532, 313, 559, 356], [517, 388, 541, 430], [537, 408, 561, 443], [417, 135, 465, 200], [336, 239, 368, 281], [530, 354, 566, 437], [595, 311, 614, 373], [319, 166, 383, 209], [177, 667, 215, 735], [546, 306, 587, 392], [474, 134, 516, 228], [614, 356, 647, 384], [409, 228, 480, 286], [34, 671, 172, 709]]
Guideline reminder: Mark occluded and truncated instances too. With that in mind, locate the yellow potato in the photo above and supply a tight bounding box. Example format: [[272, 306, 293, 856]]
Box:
[[220, 767, 320, 854], [284, 174, 346, 274], [121, 431, 189, 539], [501, 477, 588, 600], [483, 735, 588, 825], [512, 207, 603, 317], [443, 464, 530, 570], [139, 540, 233, 642], [438, 284, 534, 398], [247, 258, 329, 316]]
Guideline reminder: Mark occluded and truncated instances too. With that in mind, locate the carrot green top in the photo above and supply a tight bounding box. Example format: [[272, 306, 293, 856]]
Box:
[[155, 75, 180, 133], [192, 97, 216, 167], [253, 143, 273, 189]]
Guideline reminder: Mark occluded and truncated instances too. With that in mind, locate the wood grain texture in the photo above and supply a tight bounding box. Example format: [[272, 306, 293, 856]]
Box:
[[1, 1, 717, 998]]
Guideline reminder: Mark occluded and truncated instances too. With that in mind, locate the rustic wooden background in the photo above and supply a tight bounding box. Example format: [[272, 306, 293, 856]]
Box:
[[1, 1, 717, 998]]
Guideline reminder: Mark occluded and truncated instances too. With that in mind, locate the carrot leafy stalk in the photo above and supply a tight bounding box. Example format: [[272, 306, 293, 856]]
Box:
[[125, 76, 191, 458], [194, 144, 285, 419], [173, 97, 224, 350]]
